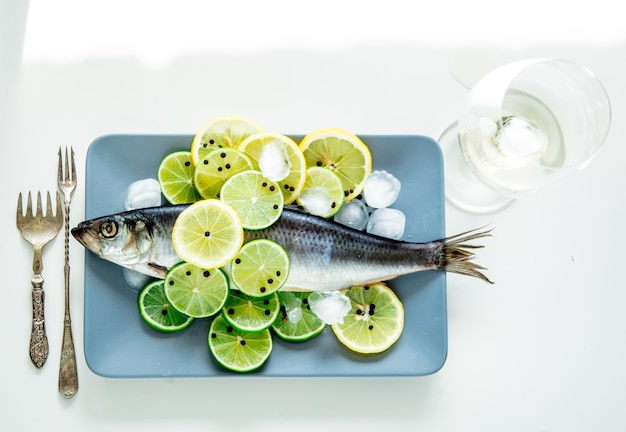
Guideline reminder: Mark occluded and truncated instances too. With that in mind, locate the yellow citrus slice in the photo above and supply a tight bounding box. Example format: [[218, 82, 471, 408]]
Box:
[[193, 148, 253, 200], [296, 166, 344, 218], [298, 128, 372, 201], [171, 199, 244, 269], [331, 284, 404, 354], [237, 132, 306, 204], [190, 115, 264, 166]]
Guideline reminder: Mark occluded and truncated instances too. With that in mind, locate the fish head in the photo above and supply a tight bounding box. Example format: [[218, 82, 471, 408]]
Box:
[[71, 212, 168, 278]]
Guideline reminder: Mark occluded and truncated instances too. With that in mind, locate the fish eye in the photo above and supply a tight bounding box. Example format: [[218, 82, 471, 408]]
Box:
[[100, 221, 118, 238]]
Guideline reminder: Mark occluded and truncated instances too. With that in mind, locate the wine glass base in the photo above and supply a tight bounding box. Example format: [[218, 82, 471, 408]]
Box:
[[439, 122, 514, 214]]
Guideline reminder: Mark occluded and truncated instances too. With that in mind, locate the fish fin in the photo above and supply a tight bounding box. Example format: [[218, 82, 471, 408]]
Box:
[[442, 227, 494, 284], [148, 262, 168, 278]]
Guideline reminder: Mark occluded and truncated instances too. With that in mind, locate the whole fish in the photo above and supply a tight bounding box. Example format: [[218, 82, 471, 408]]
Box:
[[72, 205, 492, 291]]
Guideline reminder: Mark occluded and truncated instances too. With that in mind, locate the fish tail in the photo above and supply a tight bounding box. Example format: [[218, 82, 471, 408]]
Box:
[[440, 227, 494, 284]]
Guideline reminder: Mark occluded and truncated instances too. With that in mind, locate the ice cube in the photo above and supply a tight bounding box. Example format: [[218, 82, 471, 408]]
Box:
[[366, 208, 406, 240], [497, 116, 547, 158], [122, 267, 153, 291], [333, 199, 369, 230], [280, 292, 303, 324], [479, 117, 498, 137], [363, 170, 401, 208], [125, 178, 162, 210], [258, 139, 292, 182], [307, 291, 352, 325], [298, 187, 334, 217]]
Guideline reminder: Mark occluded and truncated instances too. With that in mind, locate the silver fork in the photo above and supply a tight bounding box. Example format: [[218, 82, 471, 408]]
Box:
[[16, 191, 63, 368], [57, 147, 78, 398]]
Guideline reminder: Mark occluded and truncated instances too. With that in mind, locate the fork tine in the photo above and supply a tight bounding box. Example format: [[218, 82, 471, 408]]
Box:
[[46, 191, 54, 217], [36, 191, 43, 217], [26, 191, 33, 217], [16, 192, 24, 225], [64, 147, 70, 182], [55, 192, 63, 222], [17, 192, 23, 217], [57, 147, 63, 183], [70, 147, 76, 182]]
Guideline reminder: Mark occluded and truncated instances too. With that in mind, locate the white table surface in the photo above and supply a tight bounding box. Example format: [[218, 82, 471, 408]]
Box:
[[2, 1, 625, 431]]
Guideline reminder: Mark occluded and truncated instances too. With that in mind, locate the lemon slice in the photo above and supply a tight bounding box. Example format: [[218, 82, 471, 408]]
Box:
[[222, 290, 280, 333], [157, 151, 202, 204], [191, 115, 264, 166], [331, 284, 404, 354], [194, 148, 253, 200], [220, 171, 284, 230], [229, 239, 290, 296], [164, 262, 229, 318], [172, 199, 244, 269], [237, 132, 306, 204], [296, 166, 344, 218], [208, 314, 273, 373], [299, 128, 372, 201], [138, 280, 194, 332]]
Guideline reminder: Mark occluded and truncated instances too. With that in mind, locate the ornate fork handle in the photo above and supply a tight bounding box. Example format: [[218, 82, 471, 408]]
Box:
[[59, 303, 78, 397], [30, 249, 48, 368], [59, 206, 78, 398], [59, 198, 78, 398]]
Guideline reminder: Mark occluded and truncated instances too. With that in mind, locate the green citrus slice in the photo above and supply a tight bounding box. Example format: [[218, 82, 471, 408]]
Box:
[[157, 151, 202, 204], [229, 239, 290, 296], [331, 284, 404, 354], [193, 148, 253, 200], [220, 171, 284, 230], [190, 115, 264, 166], [208, 314, 273, 373], [272, 292, 326, 342], [222, 290, 280, 333], [299, 128, 372, 201], [237, 132, 306, 204], [164, 262, 229, 318], [171, 199, 244, 269], [137, 280, 194, 332], [296, 166, 344, 218]]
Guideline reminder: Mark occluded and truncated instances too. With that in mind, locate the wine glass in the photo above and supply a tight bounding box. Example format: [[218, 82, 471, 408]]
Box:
[[439, 58, 612, 213]]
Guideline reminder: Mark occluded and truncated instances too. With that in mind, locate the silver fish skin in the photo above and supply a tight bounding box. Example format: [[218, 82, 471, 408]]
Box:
[[71, 205, 492, 290]]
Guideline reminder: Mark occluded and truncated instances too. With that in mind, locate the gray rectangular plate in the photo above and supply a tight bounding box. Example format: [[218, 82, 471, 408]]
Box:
[[82, 134, 447, 377]]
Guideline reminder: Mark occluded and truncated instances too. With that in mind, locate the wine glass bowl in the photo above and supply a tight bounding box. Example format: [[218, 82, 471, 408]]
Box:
[[441, 58, 611, 213]]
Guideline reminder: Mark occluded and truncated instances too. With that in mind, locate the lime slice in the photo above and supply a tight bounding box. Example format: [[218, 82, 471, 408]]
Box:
[[157, 151, 202, 204], [164, 262, 229, 318], [296, 166, 344, 218], [194, 148, 253, 200], [299, 128, 372, 200], [229, 239, 290, 296], [331, 284, 404, 354], [191, 115, 264, 166], [237, 132, 306, 204], [208, 314, 273, 373], [272, 292, 326, 342], [222, 290, 280, 333], [138, 280, 194, 332], [172, 199, 244, 269], [220, 171, 284, 230]]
